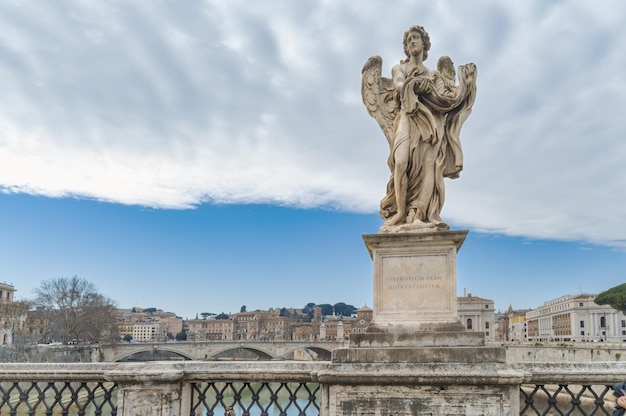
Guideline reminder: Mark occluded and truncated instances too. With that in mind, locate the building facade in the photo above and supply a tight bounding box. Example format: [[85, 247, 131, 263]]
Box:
[[457, 293, 496, 341], [187, 318, 235, 340], [117, 307, 183, 342], [0, 282, 18, 344], [351, 306, 373, 335], [132, 323, 165, 342], [526, 294, 626, 342]]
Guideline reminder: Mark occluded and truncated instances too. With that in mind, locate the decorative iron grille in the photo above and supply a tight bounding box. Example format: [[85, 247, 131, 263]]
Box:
[[0, 381, 117, 416], [190, 381, 319, 416], [520, 384, 613, 416]]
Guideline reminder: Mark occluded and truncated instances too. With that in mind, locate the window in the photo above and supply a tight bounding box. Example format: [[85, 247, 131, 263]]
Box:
[[622, 331, 626, 336], [580, 331, 585, 336], [485, 322, 490, 329], [580, 321, 584, 328], [600, 317, 606, 328], [466, 318, 473, 330], [485, 304, 489, 309], [579, 302, 584, 307], [622, 320, 625, 328]]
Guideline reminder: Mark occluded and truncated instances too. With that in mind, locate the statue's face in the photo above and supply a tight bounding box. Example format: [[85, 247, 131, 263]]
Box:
[[406, 31, 423, 56]]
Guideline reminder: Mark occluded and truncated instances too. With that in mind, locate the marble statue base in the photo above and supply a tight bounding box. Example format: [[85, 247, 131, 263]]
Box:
[[362, 230, 468, 332], [319, 230, 519, 415]]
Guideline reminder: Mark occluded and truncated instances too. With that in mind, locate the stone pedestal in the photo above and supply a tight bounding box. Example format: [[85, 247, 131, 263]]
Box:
[[106, 363, 187, 416], [320, 230, 522, 416], [320, 379, 521, 416], [363, 230, 467, 332]]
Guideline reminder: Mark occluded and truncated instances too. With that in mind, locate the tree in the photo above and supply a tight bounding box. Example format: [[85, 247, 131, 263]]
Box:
[[279, 307, 289, 317], [240, 305, 247, 312], [317, 304, 333, 316], [595, 283, 626, 313], [333, 302, 346, 316], [123, 334, 133, 342], [333, 302, 357, 317], [175, 331, 187, 341], [33, 276, 118, 344], [200, 312, 215, 320], [302, 303, 316, 319], [215, 312, 229, 320], [144, 307, 157, 314]]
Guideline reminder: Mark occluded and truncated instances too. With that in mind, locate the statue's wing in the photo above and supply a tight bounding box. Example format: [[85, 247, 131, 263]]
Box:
[[443, 63, 478, 179], [361, 55, 398, 148]]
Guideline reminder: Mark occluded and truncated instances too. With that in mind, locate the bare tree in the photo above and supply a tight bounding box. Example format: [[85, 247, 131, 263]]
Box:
[[33, 276, 118, 344]]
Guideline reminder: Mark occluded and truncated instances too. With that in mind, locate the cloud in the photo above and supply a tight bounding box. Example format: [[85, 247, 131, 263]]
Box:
[[1, 0, 626, 247]]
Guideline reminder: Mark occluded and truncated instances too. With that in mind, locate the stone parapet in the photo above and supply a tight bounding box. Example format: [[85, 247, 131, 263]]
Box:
[[332, 345, 505, 364], [317, 362, 525, 386], [1, 361, 626, 415], [349, 330, 485, 347]]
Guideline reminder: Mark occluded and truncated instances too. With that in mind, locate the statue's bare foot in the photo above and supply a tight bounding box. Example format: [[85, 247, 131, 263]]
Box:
[[384, 213, 406, 226]]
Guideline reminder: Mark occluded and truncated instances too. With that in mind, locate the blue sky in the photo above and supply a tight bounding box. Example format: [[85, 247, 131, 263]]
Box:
[[1, 1, 625, 319], [2, 193, 623, 319]]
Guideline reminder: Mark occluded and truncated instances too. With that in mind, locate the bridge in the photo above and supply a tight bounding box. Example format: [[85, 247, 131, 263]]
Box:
[[98, 339, 348, 362], [5, 342, 626, 415], [2, 358, 626, 416]]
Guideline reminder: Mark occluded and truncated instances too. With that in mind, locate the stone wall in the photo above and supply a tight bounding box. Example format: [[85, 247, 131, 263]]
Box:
[[0, 344, 97, 363], [497, 342, 626, 363], [3, 341, 625, 364]]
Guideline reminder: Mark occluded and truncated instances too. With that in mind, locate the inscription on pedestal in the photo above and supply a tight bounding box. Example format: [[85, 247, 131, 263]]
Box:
[[368, 233, 461, 327], [381, 254, 450, 312]]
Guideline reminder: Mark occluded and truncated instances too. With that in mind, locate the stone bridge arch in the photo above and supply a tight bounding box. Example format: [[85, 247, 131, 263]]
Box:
[[207, 345, 274, 361], [115, 347, 194, 362], [100, 340, 347, 362], [282, 346, 333, 361]]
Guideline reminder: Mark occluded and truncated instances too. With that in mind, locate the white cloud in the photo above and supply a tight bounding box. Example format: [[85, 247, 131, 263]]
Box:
[[1, 0, 626, 247]]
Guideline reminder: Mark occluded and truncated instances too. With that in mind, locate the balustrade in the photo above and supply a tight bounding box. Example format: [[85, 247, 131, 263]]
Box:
[[0, 361, 625, 416]]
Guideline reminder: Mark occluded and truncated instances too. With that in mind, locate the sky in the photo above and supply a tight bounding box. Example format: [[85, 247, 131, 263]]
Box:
[[1, 1, 625, 320]]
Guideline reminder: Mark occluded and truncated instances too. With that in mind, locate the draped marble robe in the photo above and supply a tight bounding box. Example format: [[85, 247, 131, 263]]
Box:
[[380, 63, 476, 225]]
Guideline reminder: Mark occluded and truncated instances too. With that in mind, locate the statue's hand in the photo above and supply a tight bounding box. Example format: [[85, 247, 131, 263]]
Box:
[[459, 63, 477, 81], [413, 77, 430, 93]]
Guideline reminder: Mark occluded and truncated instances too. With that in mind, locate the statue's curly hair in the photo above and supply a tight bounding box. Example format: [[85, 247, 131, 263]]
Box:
[[402, 25, 431, 62]]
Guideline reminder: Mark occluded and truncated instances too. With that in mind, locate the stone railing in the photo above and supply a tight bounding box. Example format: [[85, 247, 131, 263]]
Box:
[[1, 361, 626, 416], [0, 362, 320, 416]]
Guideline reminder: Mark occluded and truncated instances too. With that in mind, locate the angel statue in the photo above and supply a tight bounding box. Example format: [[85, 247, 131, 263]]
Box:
[[362, 25, 477, 232]]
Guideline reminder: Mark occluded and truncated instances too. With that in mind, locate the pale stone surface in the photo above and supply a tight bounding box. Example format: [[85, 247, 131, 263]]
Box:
[[332, 345, 505, 364], [117, 384, 182, 416], [363, 230, 467, 332], [379, 221, 449, 234], [324, 384, 518, 416], [362, 25, 477, 231], [1, 361, 624, 416], [502, 343, 626, 363], [319, 362, 523, 416], [349, 331, 484, 348]]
